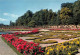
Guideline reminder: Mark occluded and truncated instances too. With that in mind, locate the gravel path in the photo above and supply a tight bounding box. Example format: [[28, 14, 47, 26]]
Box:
[[76, 53, 80, 55], [76, 49, 80, 55], [0, 35, 17, 55]]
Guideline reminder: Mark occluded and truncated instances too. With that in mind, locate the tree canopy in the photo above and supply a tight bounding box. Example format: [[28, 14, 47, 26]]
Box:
[[9, 0, 80, 27]]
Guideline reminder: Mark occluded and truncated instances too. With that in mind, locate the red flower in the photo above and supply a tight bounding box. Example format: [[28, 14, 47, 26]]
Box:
[[1, 31, 44, 55], [30, 41, 34, 44]]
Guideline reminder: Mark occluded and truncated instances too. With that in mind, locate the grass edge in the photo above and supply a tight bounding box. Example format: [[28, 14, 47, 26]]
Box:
[[1, 37, 23, 55]]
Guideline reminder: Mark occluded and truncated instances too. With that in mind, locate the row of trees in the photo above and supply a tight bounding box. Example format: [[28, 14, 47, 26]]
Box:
[[10, 0, 80, 27]]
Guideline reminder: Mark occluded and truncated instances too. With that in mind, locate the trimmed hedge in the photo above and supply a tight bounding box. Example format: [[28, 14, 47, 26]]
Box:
[[34, 39, 58, 44]]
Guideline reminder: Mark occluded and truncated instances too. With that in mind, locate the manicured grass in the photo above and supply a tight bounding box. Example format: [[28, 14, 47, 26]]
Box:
[[1, 37, 23, 55]]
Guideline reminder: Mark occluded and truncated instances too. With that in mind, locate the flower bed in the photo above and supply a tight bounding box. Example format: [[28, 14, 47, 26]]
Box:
[[45, 38, 80, 55], [27, 31, 80, 40], [14, 29, 39, 36], [49, 28, 80, 31], [1, 37, 22, 55], [2, 34, 44, 55]]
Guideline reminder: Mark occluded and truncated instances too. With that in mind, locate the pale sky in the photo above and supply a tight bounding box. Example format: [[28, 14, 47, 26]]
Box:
[[0, 0, 77, 25]]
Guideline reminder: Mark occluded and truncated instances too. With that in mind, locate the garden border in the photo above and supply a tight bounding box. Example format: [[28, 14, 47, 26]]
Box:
[[1, 37, 23, 55]]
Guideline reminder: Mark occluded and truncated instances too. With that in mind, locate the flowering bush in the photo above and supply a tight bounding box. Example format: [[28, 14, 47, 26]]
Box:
[[45, 38, 80, 55], [2, 34, 43, 55]]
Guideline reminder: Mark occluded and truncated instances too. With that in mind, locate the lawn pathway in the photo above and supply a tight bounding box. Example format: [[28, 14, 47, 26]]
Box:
[[0, 35, 17, 55]]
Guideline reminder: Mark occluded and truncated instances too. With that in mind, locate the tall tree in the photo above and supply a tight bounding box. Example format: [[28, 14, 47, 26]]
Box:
[[55, 10, 61, 25], [28, 20, 36, 27], [60, 7, 72, 25], [16, 10, 33, 26], [73, 0, 80, 25], [10, 21, 15, 26], [61, 3, 73, 10]]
